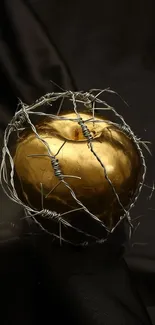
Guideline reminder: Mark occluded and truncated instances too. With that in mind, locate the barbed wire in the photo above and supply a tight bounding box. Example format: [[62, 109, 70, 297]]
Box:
[[0, 89, 149, 246]]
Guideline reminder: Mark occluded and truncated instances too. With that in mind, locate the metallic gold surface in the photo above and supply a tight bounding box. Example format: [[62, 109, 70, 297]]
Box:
[[13, 112, 142, 228]]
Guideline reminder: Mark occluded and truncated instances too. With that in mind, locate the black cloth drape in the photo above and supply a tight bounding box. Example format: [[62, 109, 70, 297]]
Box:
[[0, 0, 155, 324], [0, 0, 76, 106]]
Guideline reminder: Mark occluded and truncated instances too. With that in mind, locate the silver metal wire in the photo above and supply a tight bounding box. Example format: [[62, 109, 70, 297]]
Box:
[[0, 89, 148, 246]]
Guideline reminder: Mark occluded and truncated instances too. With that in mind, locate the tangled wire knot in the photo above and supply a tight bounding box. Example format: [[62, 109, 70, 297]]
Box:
[[0, 89, 148, 246]]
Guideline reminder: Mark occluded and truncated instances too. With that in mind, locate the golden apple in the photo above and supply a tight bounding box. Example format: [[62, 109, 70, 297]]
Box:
[[13, 112, 142, 231]]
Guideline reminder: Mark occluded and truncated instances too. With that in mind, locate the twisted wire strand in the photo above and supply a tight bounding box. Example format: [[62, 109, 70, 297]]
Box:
[[0, 90, 148, 245], [88, 91, 146, 235], [70, 92, 134, 232]]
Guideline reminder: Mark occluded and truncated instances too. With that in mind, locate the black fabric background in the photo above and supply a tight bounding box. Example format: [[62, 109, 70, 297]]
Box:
[[0, 0, 155, 324]]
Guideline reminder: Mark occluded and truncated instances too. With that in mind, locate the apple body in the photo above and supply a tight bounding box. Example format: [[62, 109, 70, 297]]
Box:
[[13, 112, 141, 229]]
